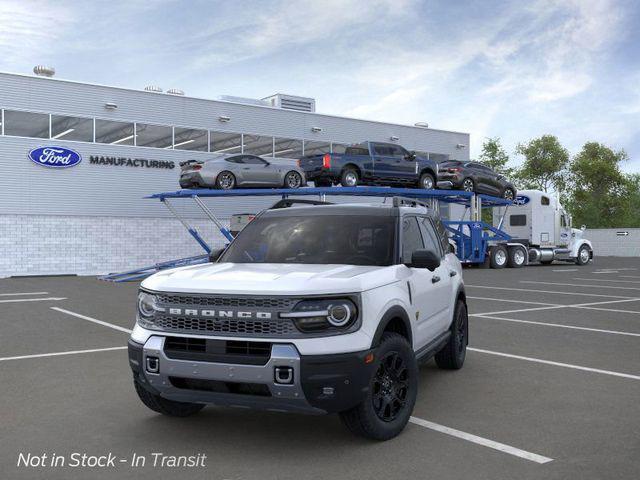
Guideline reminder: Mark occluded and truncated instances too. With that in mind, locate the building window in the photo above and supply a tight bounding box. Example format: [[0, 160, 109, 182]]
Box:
[[303, 140, 331, 156], [173, 127, 208, 151], [429, 153, 450, 163], [135, 123, 172, 149], [331, 143, 348, 154], [3, 110, 49, 138], [95, 119, 135, 145], [51, 115, 93, 142], [274, 137, 303, 158], [210, 131, 242, 154], [243, 134, 274, 156]]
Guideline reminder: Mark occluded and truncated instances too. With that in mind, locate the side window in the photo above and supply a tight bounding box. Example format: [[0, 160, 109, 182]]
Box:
[[389, 145, 406, 158], [432, 217, 450, 254], [541, 196, 550, 206], [243, 155, 267, 165], [418, 217, 443, 257], [510, 215, 527, 226], [401, 217, 424, 264], [373, 144, 391, 156], [226, 156, 243, 164]]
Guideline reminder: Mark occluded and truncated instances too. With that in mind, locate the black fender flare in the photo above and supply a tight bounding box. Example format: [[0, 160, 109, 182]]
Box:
[[419, 167, 436, 179], [370, 305, 413, 348]]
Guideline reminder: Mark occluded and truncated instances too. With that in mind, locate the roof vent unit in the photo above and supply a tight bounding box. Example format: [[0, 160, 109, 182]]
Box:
[[144, 85, 163, 93], [167, 88, 185, 96], [262, 94, 316, 112], [219, 95, 270, 107], [33, 65, 55, 77]]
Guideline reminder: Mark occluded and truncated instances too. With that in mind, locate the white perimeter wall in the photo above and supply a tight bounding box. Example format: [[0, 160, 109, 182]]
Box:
[[584, 228, 640, 257]]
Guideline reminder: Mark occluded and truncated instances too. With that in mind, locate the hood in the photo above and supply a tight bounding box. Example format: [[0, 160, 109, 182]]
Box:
[[141, 262, 404, 295]]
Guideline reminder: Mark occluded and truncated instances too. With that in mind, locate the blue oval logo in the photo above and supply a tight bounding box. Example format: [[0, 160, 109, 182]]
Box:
[[514, 195, 530, 206], [28, 146, 82, 168]]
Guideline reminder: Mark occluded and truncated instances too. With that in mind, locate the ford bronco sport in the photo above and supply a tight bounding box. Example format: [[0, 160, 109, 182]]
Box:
[[128, 197, 468, 440]]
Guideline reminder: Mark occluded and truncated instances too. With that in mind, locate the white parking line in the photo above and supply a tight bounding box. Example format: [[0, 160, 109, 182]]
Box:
[[468, 348, 640, 381], [552, 269, 578, 272], [621, 275, 640, 279], [0, 297, 67, 304], [409, 416, 553, 464], [51, 307, 132, 334], [473, 297, 640, 317], [521, 281, 640, 292], [0, 346, 127, 362], [0, 292, 49, 296], [573, 278, 640, 284], [466, 296, 559, 307], [471, 314, 640, 337], [465, 285, 634, 299]]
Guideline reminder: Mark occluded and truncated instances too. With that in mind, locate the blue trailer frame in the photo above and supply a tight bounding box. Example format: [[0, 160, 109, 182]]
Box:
[[100, 187, 511, 281]]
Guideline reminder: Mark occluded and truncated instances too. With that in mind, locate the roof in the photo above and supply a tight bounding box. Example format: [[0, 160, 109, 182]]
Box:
[[263, 202, 399, 217]]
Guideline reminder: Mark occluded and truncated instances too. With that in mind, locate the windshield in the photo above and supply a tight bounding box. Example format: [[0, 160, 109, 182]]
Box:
[[220, 214, 396, 266]]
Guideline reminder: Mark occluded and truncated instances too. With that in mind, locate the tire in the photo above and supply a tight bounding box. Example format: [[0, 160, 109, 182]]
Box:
[[489, 245, 508, 269], [340, 168, 359, 187], [502, 187, 515, 201], [216, 171, 236, 190], [418, 172, 435, 190], [435, 300, 468, 370], [339, 332, 418, 441], [284, 171, 303, 189], [575, 245, 591, 265], [461, 178, 475, 192], [507, 246, 526, 268], [133, 378, 205, 417]]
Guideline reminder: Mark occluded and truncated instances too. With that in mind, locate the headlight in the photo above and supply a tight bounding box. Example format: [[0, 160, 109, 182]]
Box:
[[281, 298, 358, 332], [137, 291, 164, 328]]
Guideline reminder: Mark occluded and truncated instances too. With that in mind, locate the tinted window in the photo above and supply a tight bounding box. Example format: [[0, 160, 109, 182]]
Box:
[[221, 215, 396, 266], [510, 215, 527, 226], [345, 146, 370, 156], [331, 143, 348, 154], [4, 110, 49, 138], [373, 144, 393, 156], [541, 196, 550, 206], [418, 217, 442, 256], [51, 115, 93, 142], [95, 119, 134, 145], [243, 155, 267, 165], [431, 217, 451, 253], [389, 145, 408, 158], [401, 217, 424, 264], [225, 156, 244, 164]]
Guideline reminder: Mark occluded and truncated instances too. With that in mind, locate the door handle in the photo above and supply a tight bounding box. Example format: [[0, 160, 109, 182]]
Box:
[[432, 275, 441, 284], [449, 270, 457, 277]]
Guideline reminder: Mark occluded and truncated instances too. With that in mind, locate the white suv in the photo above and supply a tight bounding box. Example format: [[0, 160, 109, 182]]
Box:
[[128, 198, 468, 440]]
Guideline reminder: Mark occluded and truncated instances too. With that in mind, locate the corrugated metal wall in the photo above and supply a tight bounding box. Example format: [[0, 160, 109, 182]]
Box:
[[584, 229, 640, 257]]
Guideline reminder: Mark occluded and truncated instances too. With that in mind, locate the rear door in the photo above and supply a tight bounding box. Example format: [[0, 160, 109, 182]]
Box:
[[371, 143, 396, 180], [389, 144, 417, 182]]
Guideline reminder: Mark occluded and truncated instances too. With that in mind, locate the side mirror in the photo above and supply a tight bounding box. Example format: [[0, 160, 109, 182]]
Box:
[[407, 249, 441, 271], [208, 248, 224, 263], [404, 151, 416, 161]]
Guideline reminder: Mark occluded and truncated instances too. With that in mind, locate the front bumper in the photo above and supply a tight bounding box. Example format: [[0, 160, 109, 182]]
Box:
[[129, 336, 375, 415]]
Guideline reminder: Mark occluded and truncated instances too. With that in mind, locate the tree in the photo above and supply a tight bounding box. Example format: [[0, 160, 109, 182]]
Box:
[[566, 142, 632, 228], [515, 135, 569, 192], [478, 137, 514, 177]]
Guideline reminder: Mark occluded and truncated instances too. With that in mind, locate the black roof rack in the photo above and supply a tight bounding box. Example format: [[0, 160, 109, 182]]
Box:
[[270, 198, 334, 209]]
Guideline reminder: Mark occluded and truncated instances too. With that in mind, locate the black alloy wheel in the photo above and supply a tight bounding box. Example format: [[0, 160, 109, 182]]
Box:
[[372, 351, 409, 422]]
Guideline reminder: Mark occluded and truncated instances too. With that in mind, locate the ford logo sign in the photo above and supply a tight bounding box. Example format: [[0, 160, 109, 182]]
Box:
[[514, 195, 530, 206], [28, 146, 82, 168]]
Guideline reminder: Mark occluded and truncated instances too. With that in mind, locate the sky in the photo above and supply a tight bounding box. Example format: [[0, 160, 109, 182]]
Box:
[[1, 0, 639, 171]]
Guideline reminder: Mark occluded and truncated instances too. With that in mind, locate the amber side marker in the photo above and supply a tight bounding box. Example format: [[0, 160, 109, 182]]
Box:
[[364, 353, 375, 364]]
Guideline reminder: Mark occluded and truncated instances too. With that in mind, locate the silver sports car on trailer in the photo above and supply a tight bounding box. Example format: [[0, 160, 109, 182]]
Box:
[[179, 154, 306, 190]]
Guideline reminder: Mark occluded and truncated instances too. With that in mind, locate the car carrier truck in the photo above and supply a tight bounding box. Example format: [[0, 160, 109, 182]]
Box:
[[488, 189, 593, 268]]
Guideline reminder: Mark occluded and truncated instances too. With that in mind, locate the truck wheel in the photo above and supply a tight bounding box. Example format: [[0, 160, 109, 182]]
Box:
[[489, 245, 508, 269], [216, 171, 236, 190], [576, 245, 591, 265], [418, 172, 435, 190], [507, 246, 526, 268], [339, 332, 418, 441], [340, 168, 359, 187], [133, 378, 204, 417], [435, 300, 468, 370]]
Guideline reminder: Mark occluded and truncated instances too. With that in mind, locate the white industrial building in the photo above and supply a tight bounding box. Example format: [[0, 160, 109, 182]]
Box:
[[0, 69, 471, 278]]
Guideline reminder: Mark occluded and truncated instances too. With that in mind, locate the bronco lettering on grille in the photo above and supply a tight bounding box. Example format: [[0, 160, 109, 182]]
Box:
[[167, 308, 272, 319]]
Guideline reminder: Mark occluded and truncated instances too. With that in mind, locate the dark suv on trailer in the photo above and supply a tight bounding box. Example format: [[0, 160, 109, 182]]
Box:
[[437, 160, 516, 199]]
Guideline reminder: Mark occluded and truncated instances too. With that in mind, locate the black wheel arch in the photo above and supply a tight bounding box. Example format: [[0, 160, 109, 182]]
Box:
[[342, 163, 362, 177], [371, 305, 413, 348]]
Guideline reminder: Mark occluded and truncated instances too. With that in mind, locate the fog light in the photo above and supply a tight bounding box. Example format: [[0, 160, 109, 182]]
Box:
[[146, 356, 159, 374]]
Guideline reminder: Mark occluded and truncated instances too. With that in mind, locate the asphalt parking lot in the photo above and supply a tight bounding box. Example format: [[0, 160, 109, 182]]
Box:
[[1, 257, 639, 480]]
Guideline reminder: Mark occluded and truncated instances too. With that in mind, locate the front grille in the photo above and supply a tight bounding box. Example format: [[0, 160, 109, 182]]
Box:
[[156, 294, 296, 310], [154, 315, 297, 337], [164, 337, 272, 365], [169, 377, 271, 397]]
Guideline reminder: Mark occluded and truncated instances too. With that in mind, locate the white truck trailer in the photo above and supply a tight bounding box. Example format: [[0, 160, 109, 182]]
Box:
[[490, 189, 593, 268]]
